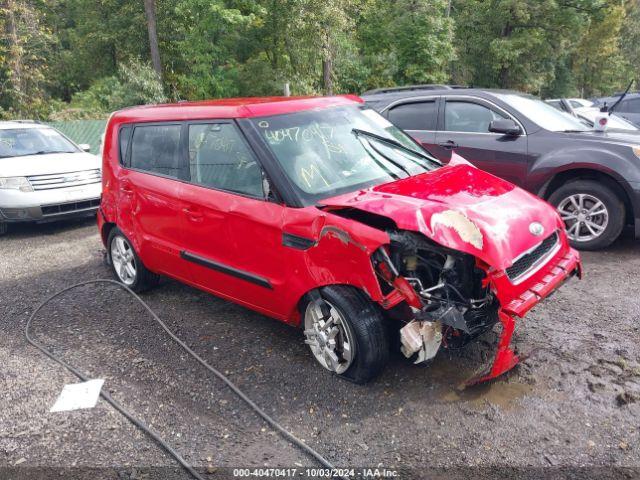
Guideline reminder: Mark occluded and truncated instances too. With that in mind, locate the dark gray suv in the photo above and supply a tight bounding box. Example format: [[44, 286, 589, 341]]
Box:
[[363, 87, 640, 250]]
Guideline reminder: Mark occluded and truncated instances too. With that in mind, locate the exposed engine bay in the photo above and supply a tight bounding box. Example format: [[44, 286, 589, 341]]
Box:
[[372, 230, 500, 364]]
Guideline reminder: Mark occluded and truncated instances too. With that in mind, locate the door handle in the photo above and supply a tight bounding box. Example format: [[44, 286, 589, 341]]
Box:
[[183, 206, 204, 222], [438, 140, 458, 150]]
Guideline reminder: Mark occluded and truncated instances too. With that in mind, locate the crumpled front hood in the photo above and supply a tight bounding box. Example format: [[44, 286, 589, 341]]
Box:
[[321, 163, 564, 271]]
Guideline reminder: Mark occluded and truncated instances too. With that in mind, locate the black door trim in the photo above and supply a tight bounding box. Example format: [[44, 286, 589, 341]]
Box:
[[180, 250, 273, 289], [282, 232, 316, 250]]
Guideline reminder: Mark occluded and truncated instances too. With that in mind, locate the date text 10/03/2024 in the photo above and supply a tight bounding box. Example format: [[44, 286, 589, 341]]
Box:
[[232, 468, 399, 478]]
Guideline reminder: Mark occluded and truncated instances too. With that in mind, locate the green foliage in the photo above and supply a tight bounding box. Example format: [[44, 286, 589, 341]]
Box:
[[50, 59, 166, 119], [0, 0, 56, 119], [453, 0, 596, 93], [573, 4, 633, 97], [1, 0, 639, 120]]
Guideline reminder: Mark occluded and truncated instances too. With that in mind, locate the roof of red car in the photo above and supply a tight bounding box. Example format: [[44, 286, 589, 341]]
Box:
[[110, 95, 364, 123]]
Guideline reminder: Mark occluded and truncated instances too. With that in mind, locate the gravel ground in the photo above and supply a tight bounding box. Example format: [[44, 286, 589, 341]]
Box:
[[1, 218, 639, 479]]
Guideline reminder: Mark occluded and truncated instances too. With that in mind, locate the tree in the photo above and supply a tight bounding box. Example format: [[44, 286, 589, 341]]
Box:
[[0, 0, 53, 117], [452, 0, 598, 93], [143, 0, 162, 79], [621, 0, 640, 87], [357, 0, 454, 88], [573, 4, 632, 96]]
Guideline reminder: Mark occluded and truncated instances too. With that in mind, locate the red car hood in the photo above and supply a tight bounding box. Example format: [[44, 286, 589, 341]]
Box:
[[321, 161, 564, 271]]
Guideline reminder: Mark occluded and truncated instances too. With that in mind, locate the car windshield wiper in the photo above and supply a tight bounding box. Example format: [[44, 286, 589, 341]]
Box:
[[351, 128, 441, 166]]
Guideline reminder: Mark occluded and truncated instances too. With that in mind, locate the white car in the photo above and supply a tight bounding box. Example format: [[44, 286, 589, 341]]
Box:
[[0, 121, 101, 235], [574, 107, 640, 131], [546, 98, 594, 110]]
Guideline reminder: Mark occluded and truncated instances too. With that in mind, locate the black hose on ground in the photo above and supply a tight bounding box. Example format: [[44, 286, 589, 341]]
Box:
[[25, 279, 343, 479]]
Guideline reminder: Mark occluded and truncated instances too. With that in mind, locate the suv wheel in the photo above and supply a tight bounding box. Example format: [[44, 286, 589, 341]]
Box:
[[0, 222, 7, 236], [107, 227, 159, 292], [303, 286, 389, 384], [548, 180, 625, 250]]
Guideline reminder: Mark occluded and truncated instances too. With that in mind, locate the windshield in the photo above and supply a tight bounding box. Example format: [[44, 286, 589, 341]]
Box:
[[251, 106, 440, 205], [496, 93, 591, 132], [0, 127, 79, 158]]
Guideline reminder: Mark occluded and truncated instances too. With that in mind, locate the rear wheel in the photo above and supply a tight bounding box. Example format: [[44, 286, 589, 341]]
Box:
[[303, 286, 389, 384], [107, 227, 159, 292], [548, 180, 624, 250]]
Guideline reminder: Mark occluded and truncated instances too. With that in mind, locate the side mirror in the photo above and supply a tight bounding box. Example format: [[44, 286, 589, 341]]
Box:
[[79, 143, 91, 152], [489, 119, 521, 136]]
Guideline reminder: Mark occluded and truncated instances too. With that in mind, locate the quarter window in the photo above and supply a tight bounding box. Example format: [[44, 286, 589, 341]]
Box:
[[129, 124, 184, 179], [188, 123, 263, 197], [444, 101, 507, 133], [119, 126, 132, 165], [387, 101, 437, 131]]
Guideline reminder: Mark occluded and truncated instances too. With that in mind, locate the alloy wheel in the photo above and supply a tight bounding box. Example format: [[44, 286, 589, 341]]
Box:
[[557, 193, 609, 243], [111, 235, 137, 285], [303, 300, 355, 374]]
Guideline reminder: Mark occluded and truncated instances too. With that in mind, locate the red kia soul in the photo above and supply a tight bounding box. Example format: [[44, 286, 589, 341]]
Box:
[[98, 96, 581, 384]]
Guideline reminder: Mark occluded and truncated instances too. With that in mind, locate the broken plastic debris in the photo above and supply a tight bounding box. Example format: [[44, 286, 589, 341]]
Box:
[[50, 379, 104, 412], [400, 320, 442, 363]]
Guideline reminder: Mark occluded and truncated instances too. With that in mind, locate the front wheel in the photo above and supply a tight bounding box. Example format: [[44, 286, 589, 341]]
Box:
[[548, 179, 625, 251], [303, 286, 389, 384]]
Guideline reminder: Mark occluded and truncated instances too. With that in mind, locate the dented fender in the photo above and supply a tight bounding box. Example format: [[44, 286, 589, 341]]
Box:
[[279, 207, 390, 324]]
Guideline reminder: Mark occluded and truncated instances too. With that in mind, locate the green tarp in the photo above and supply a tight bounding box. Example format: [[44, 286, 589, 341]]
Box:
[[45, 119, 107, 155]]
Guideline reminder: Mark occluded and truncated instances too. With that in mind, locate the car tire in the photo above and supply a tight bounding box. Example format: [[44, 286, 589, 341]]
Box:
[[548, 179, 625, 251], [107, 227, 159, 292], [0, 222, 7, 236], [303, 286, 389, 384]]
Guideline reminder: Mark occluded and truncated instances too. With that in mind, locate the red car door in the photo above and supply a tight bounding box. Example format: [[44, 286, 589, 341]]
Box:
[[178, 121, 287, 318], [117, 123, 191, 281]]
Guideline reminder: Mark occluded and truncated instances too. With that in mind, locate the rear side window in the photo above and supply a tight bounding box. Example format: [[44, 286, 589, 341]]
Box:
[[387, 101, 437, 131], [188, 123, 263, 197], [118, 126, 131, 164], [444, 101, 506, 133], [129, 124, 184, 179]]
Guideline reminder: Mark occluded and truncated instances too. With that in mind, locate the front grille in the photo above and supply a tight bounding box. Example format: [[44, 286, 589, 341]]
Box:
[[27, 169, 101, 191], [41, 198, 100, 216], [506, 231, 559, 282]]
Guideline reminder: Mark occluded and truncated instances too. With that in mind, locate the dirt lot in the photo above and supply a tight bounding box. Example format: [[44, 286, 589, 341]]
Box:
[[1, 218, 639, 479]]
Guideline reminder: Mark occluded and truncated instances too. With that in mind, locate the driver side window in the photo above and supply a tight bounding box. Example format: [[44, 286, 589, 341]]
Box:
[[188, 123, 264, 198], [444, 101, 507, 133]]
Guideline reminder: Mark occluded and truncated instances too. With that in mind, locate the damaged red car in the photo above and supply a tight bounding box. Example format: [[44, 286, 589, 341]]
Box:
[[98, 96, 581, 384]]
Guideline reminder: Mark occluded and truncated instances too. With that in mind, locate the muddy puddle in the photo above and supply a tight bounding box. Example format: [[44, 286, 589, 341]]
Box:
[[441, 381, 533, 409]]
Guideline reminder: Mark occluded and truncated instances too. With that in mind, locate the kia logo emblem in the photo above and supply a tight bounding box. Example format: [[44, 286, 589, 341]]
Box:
[[529, 222, 544, 236]]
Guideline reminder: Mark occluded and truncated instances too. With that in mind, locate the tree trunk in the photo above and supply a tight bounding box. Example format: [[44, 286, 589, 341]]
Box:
[[322, 31, 333, 95], [5, 0, 24, 108], [143, 0, 162, 79]]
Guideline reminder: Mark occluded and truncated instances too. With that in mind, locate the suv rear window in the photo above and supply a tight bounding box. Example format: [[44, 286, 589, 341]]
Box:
[[387, 101, 437, 131], [129, 124, 184, 179]]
